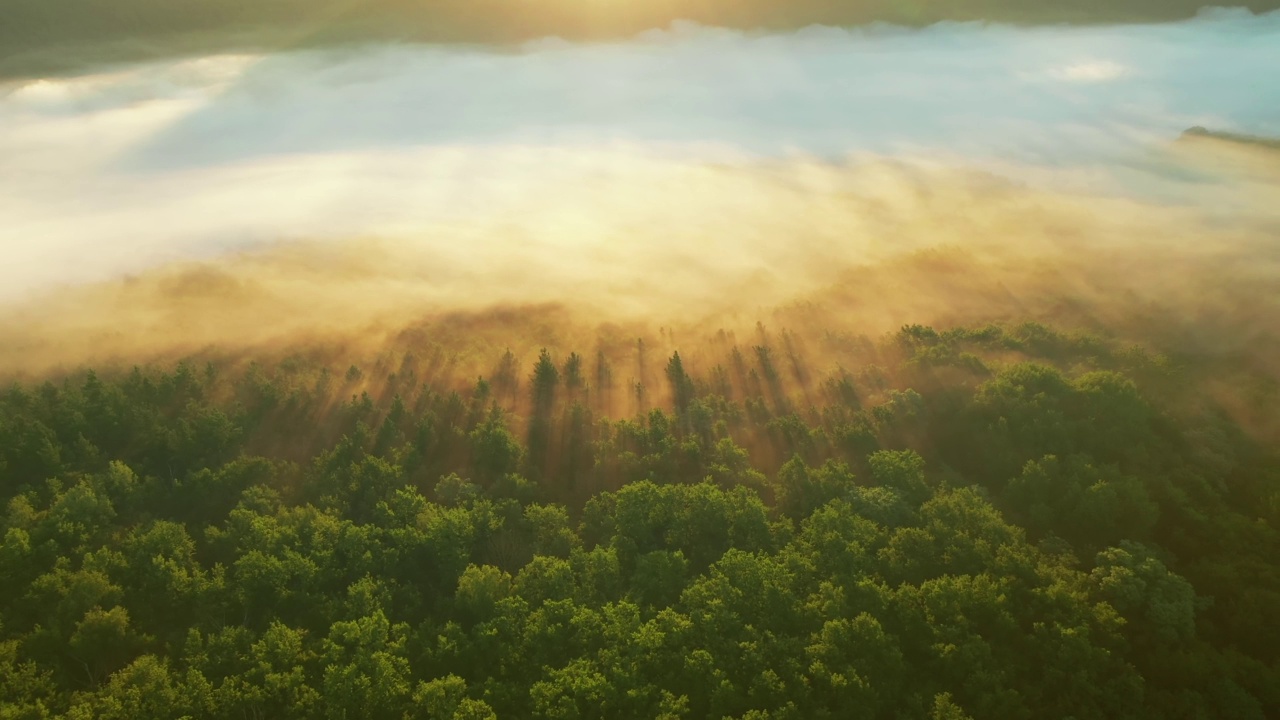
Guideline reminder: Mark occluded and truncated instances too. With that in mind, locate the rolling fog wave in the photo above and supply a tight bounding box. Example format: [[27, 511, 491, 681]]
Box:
[[0, 8, 1278, 304]]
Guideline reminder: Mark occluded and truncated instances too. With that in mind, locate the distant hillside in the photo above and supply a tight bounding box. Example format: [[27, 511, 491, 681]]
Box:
[[3, 0, 1278, 79]]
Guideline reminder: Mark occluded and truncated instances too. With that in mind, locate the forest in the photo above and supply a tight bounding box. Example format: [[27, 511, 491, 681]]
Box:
[[1, 317, 1277, 718]]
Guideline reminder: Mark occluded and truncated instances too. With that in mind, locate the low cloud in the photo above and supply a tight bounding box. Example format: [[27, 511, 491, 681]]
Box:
[[1049, 60, 1129, 82], [0, 13, 1277, 403]]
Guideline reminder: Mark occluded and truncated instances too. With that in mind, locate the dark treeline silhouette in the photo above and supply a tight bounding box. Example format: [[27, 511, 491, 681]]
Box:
[[5, 0, 1279, 78], [1, 319, 1277, 717], [1181, 125, 1280, 151]]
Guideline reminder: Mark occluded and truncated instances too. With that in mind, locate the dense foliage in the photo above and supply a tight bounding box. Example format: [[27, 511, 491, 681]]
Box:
[[0, 322, 1277, 718]]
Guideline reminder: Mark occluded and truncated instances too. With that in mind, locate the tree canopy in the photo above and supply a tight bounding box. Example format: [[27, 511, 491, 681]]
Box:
[[0, 320, 1277, 718]]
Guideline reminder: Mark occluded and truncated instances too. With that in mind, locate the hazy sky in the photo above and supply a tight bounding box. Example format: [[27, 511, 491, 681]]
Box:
[[0, 9, 1277, 303]]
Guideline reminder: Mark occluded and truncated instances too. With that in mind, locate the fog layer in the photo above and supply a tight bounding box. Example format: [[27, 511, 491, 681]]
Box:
[[0, 11, 1277, 377]]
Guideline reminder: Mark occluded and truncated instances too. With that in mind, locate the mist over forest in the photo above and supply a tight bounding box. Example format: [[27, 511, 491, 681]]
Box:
[[1, 4, 1279, 719]]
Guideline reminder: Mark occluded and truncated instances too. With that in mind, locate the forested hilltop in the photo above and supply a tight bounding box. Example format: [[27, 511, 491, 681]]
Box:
[[1, 320, 1278, 718], [4, 0, 1278, 79]]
